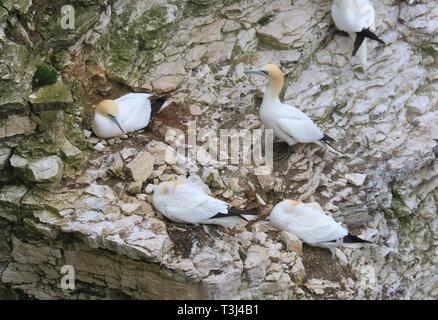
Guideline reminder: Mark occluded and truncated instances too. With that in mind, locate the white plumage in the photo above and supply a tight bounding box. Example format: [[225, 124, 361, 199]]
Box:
[[152, 178, 254, 228], [269, 200, 348, 246], [244, 64, 336, 154], [260, 99, 324, 146], [92, 93, 155, 138], [331, 0, 381, 69], [332, 0, 375, 33]]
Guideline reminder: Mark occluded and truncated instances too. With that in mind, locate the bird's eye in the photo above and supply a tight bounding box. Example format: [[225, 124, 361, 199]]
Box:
[[261, 70, 269, 75]]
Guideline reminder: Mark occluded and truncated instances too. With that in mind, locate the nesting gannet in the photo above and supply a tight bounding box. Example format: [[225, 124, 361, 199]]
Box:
[[331, 0, 385, 69], [244, 64, 340, 158], [91, 93, 168, 138], [269, 200, 371, 256], [152, 178, 257, 228]]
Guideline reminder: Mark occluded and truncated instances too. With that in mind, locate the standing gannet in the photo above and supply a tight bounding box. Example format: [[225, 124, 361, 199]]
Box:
[[244, 64, 339, 159], [331, 0, 385, 69], [91, 93, 168, 138], [269, 200, 371, 256], [152, 178, 258, 228]]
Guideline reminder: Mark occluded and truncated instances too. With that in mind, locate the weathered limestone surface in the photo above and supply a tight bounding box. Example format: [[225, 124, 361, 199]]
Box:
[[0, 0, 437, 299]]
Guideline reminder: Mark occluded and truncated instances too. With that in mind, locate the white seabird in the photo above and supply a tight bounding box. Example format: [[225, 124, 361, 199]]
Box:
[[269, 200, 371, 256], [331, 0, 385, 69], [152, 178, 258, 228], [91, 93, 168, 138], [244, 64, 340, 158]]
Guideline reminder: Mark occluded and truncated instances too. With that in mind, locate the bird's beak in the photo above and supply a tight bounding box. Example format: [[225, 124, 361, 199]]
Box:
[[244, 69, 267, 77], [108, 115, 125, 133]]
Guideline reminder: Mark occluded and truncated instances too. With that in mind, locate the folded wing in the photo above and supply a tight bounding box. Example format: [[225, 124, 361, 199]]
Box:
[[115, 93, 152, 124], [286, 206, 348, 244], [358, 0, 375, 29], [332, 2, 363, 32], [163, 184, 228, 224], [277, 117, 324, 143]]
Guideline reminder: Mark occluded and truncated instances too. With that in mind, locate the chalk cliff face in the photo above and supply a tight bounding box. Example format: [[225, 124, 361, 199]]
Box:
[[0, 0, 437, 299]]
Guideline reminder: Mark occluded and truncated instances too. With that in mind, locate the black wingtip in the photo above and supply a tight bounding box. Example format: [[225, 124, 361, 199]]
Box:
[[334, 29, 349, 38], [210, 208, 258, 222], [150, 96, 169, 118], [361, 28, 385, 45], [343, 234, 371, 244], [321, 134, 335, 142], [353, 29, 385, 56], [352, 33, 365, 57]]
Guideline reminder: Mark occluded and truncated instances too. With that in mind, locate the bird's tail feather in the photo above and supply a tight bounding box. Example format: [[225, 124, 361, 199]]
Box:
[[318, 234, 375, 250], [339, 234, 376, 249], [321, 133, 335, 142], [343, 234, 371, 244], [228, 208, 259, 222], [150, 96, 169, 118], [211, 208, 258, 222], [361, 28, 385, 45]]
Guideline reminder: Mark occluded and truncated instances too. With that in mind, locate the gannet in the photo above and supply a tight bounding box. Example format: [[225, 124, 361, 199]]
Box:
[[152, 178, 258, 228], [269, 200, 371, 256], [331, 0, 385, 69], [91, 93, 168, 138], [244, 64, 339, 158]]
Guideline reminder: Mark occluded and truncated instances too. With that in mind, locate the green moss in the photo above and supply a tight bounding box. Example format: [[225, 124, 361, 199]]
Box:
[[183, 0, 217, 19], [390, 186, 413, 218], [15, 133, 60, 158], [256, 33, 290, 50], [64, 113, 89, 151], [149, 4, 167, 18], [30, 81, 73, 113], [420, 45, 437, 56], [33, 110, 58, 132], [204, 172, 223, 189], [0, 40, 34, 117], [231, 44, 242, 59], [32, 82, 72, 104], [398, 216, 412, 234], [257, 14, 274, 26], [32, 64, 58, 87], [98, 4, 178, 84], [0, 7, 8, 22], [37, 4, 100, 52]]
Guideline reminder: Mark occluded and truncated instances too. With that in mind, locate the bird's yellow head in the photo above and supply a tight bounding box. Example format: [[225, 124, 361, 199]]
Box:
[[94, 99, 125, 133], [244, 64, 284, 96], [96, 99, 118, 117], [284, 200, 301, 213], [159, 180, 185, 196], [261, 64, 283, 81], [287, 200, 301, 207]]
